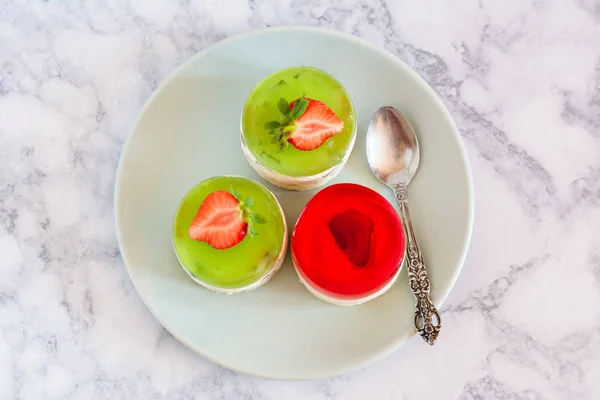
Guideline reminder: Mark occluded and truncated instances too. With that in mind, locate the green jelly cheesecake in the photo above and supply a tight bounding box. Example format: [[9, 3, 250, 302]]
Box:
[[173, 176, 288, 293], [241, 66, 356, 190]]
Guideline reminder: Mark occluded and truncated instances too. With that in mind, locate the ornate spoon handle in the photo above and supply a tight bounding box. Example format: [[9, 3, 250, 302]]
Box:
[[393, 184, 441, 345]]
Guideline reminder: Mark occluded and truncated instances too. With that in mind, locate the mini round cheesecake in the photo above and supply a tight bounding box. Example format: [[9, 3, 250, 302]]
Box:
[[291, 183, 406, 305], [241, 66, 356, 191], [173, 176, 288, 293]]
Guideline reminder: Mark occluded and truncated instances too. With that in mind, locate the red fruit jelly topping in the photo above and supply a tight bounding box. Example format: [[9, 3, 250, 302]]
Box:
[[292, 183, 406, 297]]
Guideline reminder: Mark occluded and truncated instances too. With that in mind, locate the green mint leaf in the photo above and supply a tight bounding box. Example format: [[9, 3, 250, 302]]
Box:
[[231, 186, 241, 200], [270, 135, 280, 144], [245, 197, 253, 208], [290, 96, 309, 120], [251, 214, 266, 224], [264, 120, 280, 130], [277, 97, 290, 115]]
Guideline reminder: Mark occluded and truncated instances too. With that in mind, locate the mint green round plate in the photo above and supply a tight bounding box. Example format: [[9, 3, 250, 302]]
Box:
[[115, 27, 474, 380]]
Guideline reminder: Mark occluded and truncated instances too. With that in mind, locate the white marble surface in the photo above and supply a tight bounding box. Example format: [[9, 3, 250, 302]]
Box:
[[1, 0, 599, 398]]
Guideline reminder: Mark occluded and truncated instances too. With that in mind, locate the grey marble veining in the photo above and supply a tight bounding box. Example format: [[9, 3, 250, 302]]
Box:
[[1, 0, 599, 399]]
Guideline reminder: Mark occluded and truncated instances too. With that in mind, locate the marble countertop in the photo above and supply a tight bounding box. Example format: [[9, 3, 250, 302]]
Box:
[[1, 0, 599, 399]]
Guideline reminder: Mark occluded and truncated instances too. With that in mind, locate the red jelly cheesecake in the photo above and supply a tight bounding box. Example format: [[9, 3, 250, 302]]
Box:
[[291, 183, 406, 306]]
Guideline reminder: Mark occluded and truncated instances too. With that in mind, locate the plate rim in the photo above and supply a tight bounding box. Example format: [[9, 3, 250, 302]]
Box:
[[114, 26, 475, 380]]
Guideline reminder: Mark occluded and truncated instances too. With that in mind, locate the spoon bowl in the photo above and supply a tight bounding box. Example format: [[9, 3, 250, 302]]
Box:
[[366, 107, 420, 187]]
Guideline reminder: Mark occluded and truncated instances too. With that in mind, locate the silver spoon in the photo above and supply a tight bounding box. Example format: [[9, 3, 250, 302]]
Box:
[[366, 106, 441, 345]]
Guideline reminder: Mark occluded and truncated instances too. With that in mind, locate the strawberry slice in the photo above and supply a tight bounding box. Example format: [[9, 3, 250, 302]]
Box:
[[188, 191, 247, 250], [287, 98, 344, 151], [328, 209, 373, 267]]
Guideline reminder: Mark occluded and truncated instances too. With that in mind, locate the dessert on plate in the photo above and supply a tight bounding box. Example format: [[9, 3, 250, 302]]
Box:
[[291, 183, 406, 305], [241, 66, 356, 190], [173, 176, 287, 293]]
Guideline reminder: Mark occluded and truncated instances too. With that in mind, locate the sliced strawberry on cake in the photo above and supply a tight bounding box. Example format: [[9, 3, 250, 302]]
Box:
[[188, 189, 267, 250], [287, 98, 345, 151], [263, 96, 344, 151], [188, 191, 247, 250]]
